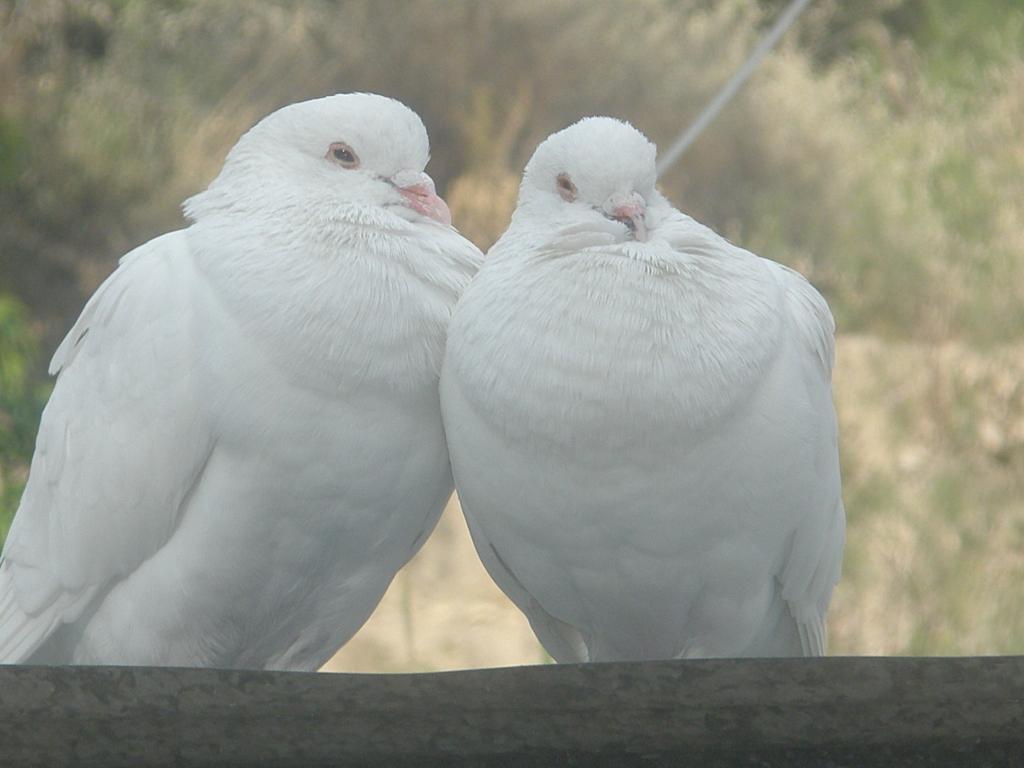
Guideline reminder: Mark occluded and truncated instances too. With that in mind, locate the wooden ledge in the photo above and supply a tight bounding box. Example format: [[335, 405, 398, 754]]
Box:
[[1, 657, 1022, 766]]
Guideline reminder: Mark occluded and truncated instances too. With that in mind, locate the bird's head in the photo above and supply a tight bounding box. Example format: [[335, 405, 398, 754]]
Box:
[[185, 93, 451, 228], [519, 117, 657, 242]]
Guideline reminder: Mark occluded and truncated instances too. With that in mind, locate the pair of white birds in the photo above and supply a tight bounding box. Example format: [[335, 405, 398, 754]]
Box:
[[0, 93, 843, 670]]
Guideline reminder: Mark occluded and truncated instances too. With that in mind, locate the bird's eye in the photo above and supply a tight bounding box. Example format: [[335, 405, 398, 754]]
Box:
[[556, 173, 577, 202], [327, 142, 359, 169]]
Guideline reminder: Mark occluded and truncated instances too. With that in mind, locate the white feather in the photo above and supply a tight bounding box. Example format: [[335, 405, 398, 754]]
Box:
[[0, 93, 482, 669], [442, 117, 844, 661]]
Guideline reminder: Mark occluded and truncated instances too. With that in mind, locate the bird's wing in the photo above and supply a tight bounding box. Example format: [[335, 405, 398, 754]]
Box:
[[0, 230, 215, 662], [655, 205, 845, 654], [458, 495, 589, 663], [769, 262, 845, 655], [655, 207, 844, 653], [773, 262, 836, 378]]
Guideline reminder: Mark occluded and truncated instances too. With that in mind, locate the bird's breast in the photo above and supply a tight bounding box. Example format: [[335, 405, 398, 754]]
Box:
[[447, 248, 784, 454]]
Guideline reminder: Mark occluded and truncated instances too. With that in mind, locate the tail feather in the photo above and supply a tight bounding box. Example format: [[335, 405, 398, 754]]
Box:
[[0, 562, 64, 664], [797, 614, 828, 657], [737, 580, 809, 657]]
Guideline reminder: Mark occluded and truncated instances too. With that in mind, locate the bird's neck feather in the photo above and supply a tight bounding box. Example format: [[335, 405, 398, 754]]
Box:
[[187, 213, 475, 396]]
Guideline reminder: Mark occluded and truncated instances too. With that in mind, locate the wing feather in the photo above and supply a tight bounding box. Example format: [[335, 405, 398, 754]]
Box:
[[0, 230, 214, 661], [773, 263, 836, 377], [771, 262, 844, 655]]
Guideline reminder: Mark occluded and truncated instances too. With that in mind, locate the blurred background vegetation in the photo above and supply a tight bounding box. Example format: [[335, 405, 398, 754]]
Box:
[[0, 0, 1022, 664]]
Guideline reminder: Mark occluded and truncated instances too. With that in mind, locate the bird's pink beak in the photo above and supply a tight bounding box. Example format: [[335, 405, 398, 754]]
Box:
[[393, 171, 452, 226], [607, 193, 648, 242]]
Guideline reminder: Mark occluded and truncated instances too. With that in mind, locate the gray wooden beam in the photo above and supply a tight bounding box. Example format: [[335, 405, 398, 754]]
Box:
[[0, 657, 1022, 766]]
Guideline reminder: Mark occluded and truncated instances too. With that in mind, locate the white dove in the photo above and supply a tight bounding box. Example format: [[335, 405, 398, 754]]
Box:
[[0, 93, 482, 669], [442, 117, 844, 661]]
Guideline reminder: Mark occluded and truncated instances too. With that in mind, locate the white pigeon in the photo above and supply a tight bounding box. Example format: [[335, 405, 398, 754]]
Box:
[[441, 117, 844, 661], [0, 93, 482, 669]]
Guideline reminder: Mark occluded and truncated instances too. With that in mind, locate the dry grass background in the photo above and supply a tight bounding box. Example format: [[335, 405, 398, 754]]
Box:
[[1, 0, 1023, 665]]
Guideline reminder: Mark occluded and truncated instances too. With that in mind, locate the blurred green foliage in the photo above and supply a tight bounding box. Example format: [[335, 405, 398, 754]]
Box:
[[0, 118, 27, 187], [0, 296, 47, 542]]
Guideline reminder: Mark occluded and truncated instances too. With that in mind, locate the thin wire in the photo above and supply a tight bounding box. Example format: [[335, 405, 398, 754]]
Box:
[[656, 0, 815, 178]]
